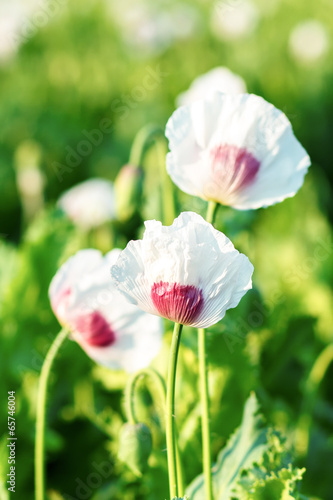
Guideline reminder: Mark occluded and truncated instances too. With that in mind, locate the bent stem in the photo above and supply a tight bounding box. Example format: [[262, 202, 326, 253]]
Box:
[[197, 200, 219, 500], [35, 328, 69, 500], [125, 367, 185, 496], [129, 124, 164, 167], [166, 323, 183, 500], [125, 367, 167, 426], [198, 328, 213, 500]]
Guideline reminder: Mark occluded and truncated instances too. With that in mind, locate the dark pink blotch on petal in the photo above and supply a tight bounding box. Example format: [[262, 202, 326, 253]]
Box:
[[74, 312, 116, 347], [211, 144, 260, 195], [151, 281, 204, 325]]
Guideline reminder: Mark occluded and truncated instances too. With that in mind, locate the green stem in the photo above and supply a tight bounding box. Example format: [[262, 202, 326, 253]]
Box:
[[125, 367, 185, 496], [35, 328, 69, 500], [129, 124, 163, 167], [206, 201, 219, 225], [125, 368, 167, 426], [296, 343, 333, 456], [166, 323, 183, 500], [306, 343, 333, 392], [156, 139, 177, 226], [198, 328, 213, 500], [196, 200, 219, 500], [176, 435, 185, 498]]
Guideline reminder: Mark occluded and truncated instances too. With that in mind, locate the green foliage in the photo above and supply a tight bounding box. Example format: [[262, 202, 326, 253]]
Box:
[[0, 0, 333, 498], [0, 436, 10, 500], [186, 394, 305, 500], [118, 423, 153, 477]]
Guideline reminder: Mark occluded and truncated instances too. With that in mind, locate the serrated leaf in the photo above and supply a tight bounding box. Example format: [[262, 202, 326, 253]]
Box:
[[236, 466, 306, 500], [245, 475, 292, 500], [186, 393, 269, 500], [233, 437, 306, 499]]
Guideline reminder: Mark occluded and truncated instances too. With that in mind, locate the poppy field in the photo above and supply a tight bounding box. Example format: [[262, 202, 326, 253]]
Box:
[[0, 1, 333, 499]]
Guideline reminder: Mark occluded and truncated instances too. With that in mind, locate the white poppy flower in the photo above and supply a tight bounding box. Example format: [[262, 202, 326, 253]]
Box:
[[110, 1, 199, 56], [0, 0, 63, 63], [289, 20, 329, 64], [211, 0, 259, 41], [166, 92, 311, 210], [49, 249, 164, 372], [176, 67, 247, 108], [57, 179, 116, 230], [110, 212, 253, 329]]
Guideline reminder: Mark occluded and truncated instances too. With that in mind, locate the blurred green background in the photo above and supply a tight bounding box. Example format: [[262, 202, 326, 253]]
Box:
[[0, 0, 333, 499]]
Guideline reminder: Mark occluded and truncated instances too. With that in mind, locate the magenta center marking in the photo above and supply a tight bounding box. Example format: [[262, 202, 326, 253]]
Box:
[[151, 281, 204, 325], [210, 144, 260, 195], [74, 312, 116, 347]]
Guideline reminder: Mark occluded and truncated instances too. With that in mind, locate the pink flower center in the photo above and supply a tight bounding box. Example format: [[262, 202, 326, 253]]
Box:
[[74, 312, 116, 347], [210, 144, 260, 197], [151, 281, 203, 325]]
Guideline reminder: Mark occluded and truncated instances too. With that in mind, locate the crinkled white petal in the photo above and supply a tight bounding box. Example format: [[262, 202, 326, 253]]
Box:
[[176, 67, 247, 108], [58, 178, 116, 229], [111, 212, 253, 328], [72, 307, 163, 373], [49, 248, 164, 372], [166, 92, 311, 209]]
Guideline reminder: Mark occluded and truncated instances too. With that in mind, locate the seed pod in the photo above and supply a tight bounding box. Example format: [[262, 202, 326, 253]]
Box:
[[118, 422, 152, 477]]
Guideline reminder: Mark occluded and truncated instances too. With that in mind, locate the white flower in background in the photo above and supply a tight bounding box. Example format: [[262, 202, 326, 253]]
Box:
[[0, 6, 24, 61], [110, 0, 199, 55], [176, 67, 247, 108], [166, 4, 200, 41], [111, 212, 253, 329], [57, 179, 117, 230], [289, 20, 329, 64], [0, 0, 61, 63], [165, 92, 310, 210], [211, 0, 259, 41], [49, 249, 164, 372]]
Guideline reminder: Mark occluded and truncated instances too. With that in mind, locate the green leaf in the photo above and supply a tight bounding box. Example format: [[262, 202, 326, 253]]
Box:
[[235, 464, 306, 500], [186, 393, 269, 500], [186, 393, 306, 500]]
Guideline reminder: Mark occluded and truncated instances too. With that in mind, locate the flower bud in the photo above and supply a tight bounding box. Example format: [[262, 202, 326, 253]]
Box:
[[114, 164, 144, 221], [118, 422, 152, 476]]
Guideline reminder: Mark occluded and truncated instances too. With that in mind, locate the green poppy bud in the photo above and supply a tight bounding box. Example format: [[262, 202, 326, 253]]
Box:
[[118, 422, 152, 477], [114, 164, 144, 222]]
